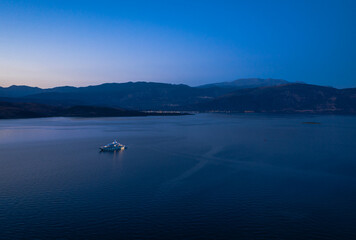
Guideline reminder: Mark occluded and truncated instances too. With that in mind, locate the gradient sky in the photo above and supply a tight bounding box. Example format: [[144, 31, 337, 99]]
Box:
[[0, 0, 355, 88]]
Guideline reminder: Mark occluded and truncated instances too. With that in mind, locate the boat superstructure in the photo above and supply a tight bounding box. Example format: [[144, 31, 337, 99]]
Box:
[[100, 140, 127, 152]]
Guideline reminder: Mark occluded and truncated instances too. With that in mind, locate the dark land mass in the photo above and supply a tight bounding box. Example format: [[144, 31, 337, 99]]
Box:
[[0, 78, 282, 99], [184, 83, 356, 114], [0, 102, 188, 119], [1, 80, 356, 119], [0, 102, 61, 119], [0, 82, 230, 110], [198, 78, 290, 89], [0, 85, 44, 98]]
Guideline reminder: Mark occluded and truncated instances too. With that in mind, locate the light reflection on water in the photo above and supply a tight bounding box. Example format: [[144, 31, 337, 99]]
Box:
[[0, 114, 356, 239]]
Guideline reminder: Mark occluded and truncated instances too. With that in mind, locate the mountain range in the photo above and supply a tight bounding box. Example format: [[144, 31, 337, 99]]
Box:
[[0, 78, 355, 118], [0, 102, 188, 119], [0, 82, 230, 110], [186, 83, 356, 114], [198, 78, 290, 89]]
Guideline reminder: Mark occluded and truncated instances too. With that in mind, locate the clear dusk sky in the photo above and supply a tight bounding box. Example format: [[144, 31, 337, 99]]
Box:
[[0, 0, 355, 88]]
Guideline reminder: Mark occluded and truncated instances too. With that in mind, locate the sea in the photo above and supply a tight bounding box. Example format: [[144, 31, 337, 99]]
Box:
[[0, 113, 355, 239]]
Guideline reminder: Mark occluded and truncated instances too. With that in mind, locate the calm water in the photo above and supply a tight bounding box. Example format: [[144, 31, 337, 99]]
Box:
[[0, 114, 356, 239]]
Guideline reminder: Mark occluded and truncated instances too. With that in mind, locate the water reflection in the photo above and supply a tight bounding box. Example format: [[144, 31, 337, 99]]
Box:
[[111, 149, 124, 161], [99, 149, 126, 172]]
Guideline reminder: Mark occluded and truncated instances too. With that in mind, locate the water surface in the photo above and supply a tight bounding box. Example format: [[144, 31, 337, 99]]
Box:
[[0, 114, 356, 239]]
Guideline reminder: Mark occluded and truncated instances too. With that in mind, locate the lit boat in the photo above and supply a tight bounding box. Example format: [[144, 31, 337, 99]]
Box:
[[100, 140, 127, 152]]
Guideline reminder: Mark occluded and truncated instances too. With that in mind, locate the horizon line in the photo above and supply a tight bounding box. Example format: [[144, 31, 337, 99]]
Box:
[[0, 79, 353, 90]]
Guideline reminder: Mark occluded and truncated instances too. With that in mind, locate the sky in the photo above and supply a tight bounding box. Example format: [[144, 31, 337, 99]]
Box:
[[0, 0, 355, 88]]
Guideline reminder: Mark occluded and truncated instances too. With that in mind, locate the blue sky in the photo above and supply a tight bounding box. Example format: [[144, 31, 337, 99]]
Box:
[[0, 0, 355, 88]]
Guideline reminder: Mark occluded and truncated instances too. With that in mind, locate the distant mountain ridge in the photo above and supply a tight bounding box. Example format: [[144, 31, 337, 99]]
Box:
[[0, 85, 44, 97], [0, 85, 86, 98], [1, 82, 231, 110], [0, 78, 289, 98], [199, 78, 290, 89], [0, 101, 187, 119], [185, 83, 356, 114], [1, 80, 356, 117]]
